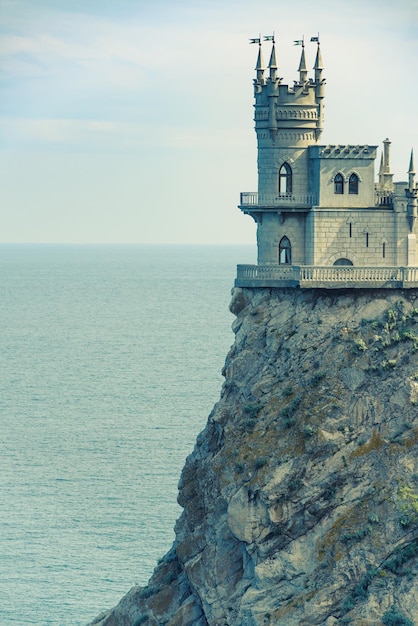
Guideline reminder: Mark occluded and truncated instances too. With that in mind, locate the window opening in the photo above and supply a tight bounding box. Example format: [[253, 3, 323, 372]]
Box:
[[366, 233, 369, 247], [349, 222, 352, 238], [349, 173, 359, 194], [383, 242, 386, 258], [279, 236, 292, 264], [278, 163, 292, 195], [334, 173, 344, 194]]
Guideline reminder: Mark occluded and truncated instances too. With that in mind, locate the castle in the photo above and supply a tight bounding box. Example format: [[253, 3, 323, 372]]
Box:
[[235, 37, 418, 289]]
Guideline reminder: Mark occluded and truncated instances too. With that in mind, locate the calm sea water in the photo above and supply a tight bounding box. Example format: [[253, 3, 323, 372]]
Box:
[[0, 244, 255, 626]]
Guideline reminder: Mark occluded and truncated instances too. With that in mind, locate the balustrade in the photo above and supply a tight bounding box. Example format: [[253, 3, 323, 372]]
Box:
[[239, 192, 317, 207], [236, 265, 418, 288]]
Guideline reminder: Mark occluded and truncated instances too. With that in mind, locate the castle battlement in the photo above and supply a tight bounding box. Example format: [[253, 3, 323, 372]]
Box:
[[235, 37, 418, 289], [315, 145, 377, 159]]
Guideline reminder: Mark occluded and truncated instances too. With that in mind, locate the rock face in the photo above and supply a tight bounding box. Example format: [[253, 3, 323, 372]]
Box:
[[89, 288, 418, 626]]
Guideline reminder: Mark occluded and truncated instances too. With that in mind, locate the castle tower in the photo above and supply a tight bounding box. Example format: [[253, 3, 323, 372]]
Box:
[[241, 38, 325, 265], [254, 39, 325, 203]]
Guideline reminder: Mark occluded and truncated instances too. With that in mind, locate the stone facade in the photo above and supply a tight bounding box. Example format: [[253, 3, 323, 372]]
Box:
[[238, 39, 418, 285]]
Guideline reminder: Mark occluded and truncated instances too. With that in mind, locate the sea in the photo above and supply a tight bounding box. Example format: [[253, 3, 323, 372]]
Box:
[[0, 244, 255, 626]]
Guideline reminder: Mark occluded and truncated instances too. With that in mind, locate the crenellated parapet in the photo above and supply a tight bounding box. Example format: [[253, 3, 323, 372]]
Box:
[[316, 145, 377, 159], [253, 38, 325, 148]]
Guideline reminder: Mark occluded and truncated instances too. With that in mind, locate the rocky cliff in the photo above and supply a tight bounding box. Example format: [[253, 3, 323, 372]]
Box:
[[89, 288, 418, 626]]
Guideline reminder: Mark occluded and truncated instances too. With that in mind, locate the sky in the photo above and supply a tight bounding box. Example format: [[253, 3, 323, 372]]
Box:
[[1, 0, 418, 244]]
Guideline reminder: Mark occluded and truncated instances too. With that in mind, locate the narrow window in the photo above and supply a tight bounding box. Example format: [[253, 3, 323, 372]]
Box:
[[334, 173, 344, 194], [349, 222, 352, 238], [383, 242, 386, 258], [279, 236, 291, 264], [349, 173, 359, 194], [278, 163, 292, 195], [366, 233, 369, 247]]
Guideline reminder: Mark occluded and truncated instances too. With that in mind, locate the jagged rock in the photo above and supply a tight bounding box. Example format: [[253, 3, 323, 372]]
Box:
[[88, 288, 418, 625]]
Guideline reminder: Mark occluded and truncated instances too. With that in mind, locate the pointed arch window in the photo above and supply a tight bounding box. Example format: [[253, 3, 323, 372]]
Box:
[[349, 173, 359, 194], [279, 236, 292, 264], [278, 163, 292, 195], [334, 173, 344, 194]]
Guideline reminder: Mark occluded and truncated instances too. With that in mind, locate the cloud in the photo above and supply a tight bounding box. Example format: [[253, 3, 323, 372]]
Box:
[[1, 0, 418, 243]]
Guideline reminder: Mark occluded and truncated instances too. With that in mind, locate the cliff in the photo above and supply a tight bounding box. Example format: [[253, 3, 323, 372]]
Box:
[[89, 288, 418, 626]]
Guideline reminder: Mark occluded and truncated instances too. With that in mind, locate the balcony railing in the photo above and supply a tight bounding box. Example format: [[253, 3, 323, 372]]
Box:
[[240, 191, 395, 208], [239, 192, 317, 207], [235, 265, 418, 289], [374, 190, 394, 206]]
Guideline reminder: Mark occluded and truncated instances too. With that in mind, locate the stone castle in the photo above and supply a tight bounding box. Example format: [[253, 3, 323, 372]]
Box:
[[235, 37, 418, 288]]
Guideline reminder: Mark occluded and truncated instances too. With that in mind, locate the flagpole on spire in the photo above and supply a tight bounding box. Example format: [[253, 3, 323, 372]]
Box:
[[250, 35, 265, 85], [312, 34, 324, 82]]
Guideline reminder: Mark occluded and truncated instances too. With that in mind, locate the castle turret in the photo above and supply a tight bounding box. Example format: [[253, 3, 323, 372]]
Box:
[[240, 38, 326, 265], [252, 39, 325, 202], [313, 42, 325, 137], [381, 138, 394, 190]]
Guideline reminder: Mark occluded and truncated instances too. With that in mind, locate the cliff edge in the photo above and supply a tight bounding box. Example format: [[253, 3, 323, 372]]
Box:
[[89, 288, 418, 625]]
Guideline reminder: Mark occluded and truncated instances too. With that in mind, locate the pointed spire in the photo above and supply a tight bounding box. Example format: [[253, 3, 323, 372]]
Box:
[[298, 44, 308, 83], [313, 42, 324, 81], [255, 42, 265, 83], [268, 41, 278, 80], [409, 149, 415, 174], [409, 149, 416, 191]]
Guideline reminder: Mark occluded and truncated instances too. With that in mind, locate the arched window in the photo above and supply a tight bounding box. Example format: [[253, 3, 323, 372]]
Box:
[[333, 258, 353, 266], [279, 236, 291, 264], [349, 173, 359, 194], [278, 163, 292, 195], [334, 173, 344, 194]]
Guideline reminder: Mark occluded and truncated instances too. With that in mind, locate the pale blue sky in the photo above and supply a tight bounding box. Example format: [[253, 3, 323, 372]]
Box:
[[1, 0, 418, 243]]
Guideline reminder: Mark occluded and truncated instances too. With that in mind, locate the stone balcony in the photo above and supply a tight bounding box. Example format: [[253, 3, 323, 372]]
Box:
[[235, 264, 418, 289], [239, 191, 395, 209], [239, 192, 317, 210]]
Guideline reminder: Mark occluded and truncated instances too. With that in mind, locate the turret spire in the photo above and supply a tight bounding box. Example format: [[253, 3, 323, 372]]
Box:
[[378, 153, 384, 186], [407, 148, 418, 232], [409, 148, 416, 191], [268, 39, 278, 81], [255, 40, 265, 82], [298, 42, 308, 83], [313, 41, 324, 82]]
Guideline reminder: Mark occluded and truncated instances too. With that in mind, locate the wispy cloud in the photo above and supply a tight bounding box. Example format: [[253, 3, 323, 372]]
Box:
[[1, 0, 418, 243]]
